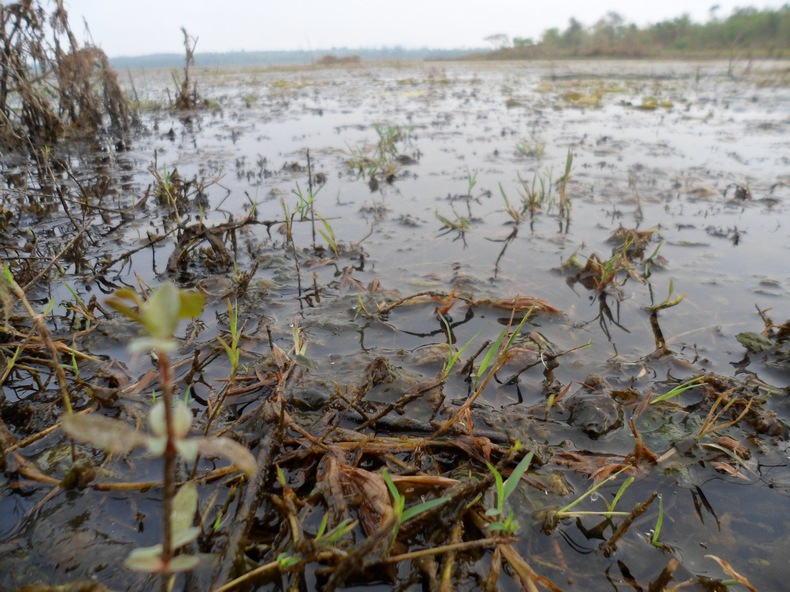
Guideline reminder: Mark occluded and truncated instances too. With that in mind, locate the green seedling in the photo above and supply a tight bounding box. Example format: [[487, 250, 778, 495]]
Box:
[[315, 514, 356, 549], [439, 315, 482, 378], [432, 308, 534, 439], [64, 395, 257, 571], [645, 278, 686, 312], [650, 494, 665, 548], [474, 311, 532, 390], [279, 197, 294, 244], [650, 376, 705, 405], [640, 242, 664, 278], [604, 475, 634, 514], [292, 180, 321, 222], [485, 447, 535, 536], [346, 123, 411, 183], [499, 183, 523, 223], [288, 321, 318, 370], [317, 214, 339, 257], [382, 469, 449, 550], [213, 510, 224, 533], [518, 167, 554, 214], [354, 291, 372, 320], [69, 348, 81, 381], [466, 167, 478, 198], [208, 298, 244, 429], [515, 132, 545, 159], [554, 469, 632, 519], [436, 210, 471, 232], [217, 297, 242, 382], [277, 553, 302, 569]]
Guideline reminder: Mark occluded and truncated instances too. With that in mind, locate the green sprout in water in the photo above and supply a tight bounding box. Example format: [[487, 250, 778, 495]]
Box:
[[485, 446, 534, 536], [553, 468, 633, 520], [649, 376, 705, 406], [439, 315, 482, 379], [381, 468, 449, 552]]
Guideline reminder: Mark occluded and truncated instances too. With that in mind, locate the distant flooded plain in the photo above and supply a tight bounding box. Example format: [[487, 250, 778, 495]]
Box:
[[2, 59, 790, 590]]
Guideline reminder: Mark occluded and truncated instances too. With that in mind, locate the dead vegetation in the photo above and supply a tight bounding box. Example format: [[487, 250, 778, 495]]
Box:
[[0, 0, 131, 150], [172, 27, 204, 110]]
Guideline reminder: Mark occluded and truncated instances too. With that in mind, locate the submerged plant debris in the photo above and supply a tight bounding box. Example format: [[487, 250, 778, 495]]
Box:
[[1, 56, 790, 592]]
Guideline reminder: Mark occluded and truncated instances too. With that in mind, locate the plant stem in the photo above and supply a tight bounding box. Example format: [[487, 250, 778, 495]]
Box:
[[159, 352, 175, 582]]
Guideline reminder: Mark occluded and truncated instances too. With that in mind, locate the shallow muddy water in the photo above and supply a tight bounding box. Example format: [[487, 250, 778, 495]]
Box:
[[2, 59, 790, 591]]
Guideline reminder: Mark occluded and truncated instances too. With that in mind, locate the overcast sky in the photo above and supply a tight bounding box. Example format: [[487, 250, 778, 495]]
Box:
[[62, 0, 786, 57]]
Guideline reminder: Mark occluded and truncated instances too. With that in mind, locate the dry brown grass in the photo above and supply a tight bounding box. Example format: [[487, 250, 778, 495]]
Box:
[[0, 0, 130, 150]]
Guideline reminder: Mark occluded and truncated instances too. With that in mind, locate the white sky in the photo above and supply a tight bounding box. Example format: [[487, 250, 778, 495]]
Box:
[[62, 0, 787, 57]]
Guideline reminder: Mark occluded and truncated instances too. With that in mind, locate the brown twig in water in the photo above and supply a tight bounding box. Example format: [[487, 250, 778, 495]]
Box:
[[600, 492, 658, 557]]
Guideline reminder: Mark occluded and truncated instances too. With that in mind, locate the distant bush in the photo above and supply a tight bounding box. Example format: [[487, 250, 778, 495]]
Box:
[[316, 54, 362, 65]]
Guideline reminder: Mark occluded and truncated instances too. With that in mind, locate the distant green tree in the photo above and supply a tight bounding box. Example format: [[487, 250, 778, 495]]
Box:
[[541, 28, 562, 49], [562, 18, 585, 52], [498, 5, 790, 59]]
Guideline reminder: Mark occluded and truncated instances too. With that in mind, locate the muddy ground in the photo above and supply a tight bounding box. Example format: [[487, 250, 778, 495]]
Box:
[[1, 59, 790, 591]]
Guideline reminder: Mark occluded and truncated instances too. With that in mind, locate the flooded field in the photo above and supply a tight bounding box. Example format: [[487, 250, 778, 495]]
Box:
[[2, 59, 790, 591]]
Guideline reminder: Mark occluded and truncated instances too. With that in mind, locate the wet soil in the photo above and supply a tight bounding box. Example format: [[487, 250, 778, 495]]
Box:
[[2, 59, 790, 591]]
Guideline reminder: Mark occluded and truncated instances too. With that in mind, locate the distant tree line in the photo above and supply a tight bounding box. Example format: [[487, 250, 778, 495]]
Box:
[[484, 5, 790, 59], [110, 47, 476, 69]]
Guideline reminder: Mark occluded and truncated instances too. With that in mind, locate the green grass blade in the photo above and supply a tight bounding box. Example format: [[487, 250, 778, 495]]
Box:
[[401, 496, 449, 523], [502, 450, 534, 502]]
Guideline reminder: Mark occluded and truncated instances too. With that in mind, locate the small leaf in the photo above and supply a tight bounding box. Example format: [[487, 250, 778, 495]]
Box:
[[277, 553, 301, 569], [125, 545, 163, 572], [143, 283, 181, 339], [477, 332, 505, 383], [381, 468, 400, 501], [147, 436, 166, 457], [172, 527, 201, 550], [486, 462, 504, 501], [148, 401, 193, 440], [106, 288, 143, 322], [113, 287, 142, 303], [171, 402, 193, 439], [149, 402, 166, 437], [178, 290, 205, 319], [128, 336, 178, 354], [171, 481, 198, 539], [2, 263, 14, 283], [502, 450, 534, 502], [166, 555, 201, 573], [176, 439, 199, 463], [125, 545, 200, 573], [62, 414, 147, 454], [196, 437, 257, 478], [401, 496, 449, 523]]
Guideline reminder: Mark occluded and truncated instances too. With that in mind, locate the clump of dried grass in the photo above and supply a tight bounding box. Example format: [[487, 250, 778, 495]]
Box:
[[0, 0, 131, 150]]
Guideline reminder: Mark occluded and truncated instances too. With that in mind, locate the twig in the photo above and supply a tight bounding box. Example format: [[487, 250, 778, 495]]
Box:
[[600, 492, 658, 557]]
